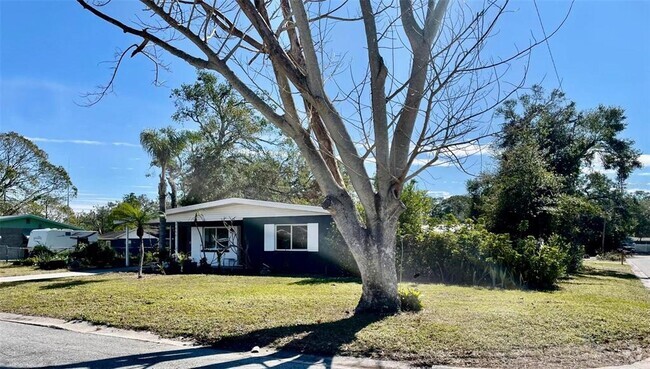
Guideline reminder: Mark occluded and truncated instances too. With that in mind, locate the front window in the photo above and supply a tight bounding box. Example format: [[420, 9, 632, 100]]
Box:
[[204, 227, 229, 250], [276, 225, 308, 251]]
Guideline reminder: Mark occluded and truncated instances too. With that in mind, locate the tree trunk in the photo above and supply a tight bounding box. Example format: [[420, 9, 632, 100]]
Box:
[[158, 165, 167, 257], [354, 237, 400, 314], [326, 194, 401, 314], [138, 237, 145, 278], [167, 176, 177, 208]]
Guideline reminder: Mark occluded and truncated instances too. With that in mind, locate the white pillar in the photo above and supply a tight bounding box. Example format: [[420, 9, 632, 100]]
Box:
[[174, 222, 179, 255], [125, 226, 130, 267]]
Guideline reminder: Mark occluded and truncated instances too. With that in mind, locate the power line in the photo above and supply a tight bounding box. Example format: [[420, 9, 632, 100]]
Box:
[[533, 0, 568, 91]]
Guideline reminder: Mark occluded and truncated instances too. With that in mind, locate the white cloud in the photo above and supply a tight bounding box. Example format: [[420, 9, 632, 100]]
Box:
[[27, 136, 140, 148], [427, 190, 451, 198], [639, 154, 650, 167], [638, 172, 650, 177]]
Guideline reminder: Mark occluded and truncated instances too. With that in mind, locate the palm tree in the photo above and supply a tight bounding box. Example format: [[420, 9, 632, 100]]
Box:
[[112, 202, 158, 278], [140, 127, 188, 256]]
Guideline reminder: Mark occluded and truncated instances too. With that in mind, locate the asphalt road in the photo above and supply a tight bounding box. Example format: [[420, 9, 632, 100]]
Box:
[[0, 321, 337, 369]]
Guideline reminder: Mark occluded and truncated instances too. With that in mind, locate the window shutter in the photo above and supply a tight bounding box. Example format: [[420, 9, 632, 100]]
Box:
[[307, 223, 319, 252], [264, 224, 275, 251]]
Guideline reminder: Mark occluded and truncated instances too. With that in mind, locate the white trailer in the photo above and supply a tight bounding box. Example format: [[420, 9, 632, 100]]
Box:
[[27, 229, 99, 251]]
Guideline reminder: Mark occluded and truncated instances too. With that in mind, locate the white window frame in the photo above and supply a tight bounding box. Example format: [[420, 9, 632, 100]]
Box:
[[203, 226, 230, 251], [274, 224, 309, 251]]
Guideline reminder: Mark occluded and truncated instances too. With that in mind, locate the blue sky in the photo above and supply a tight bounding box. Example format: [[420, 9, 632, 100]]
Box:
[[1, 1, 649, 212]]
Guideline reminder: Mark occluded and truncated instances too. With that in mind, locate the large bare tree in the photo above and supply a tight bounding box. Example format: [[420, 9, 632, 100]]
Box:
[[77, 0, 566, 313]]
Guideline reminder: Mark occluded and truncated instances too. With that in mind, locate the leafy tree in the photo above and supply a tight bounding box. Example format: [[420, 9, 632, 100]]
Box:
[[171, 72, 320, 206], [79, 0, 560, 313], [497, 86, 641, 191], [140, 127, 189, 254], [398, 181, 434, 238], [0, 132, 77, 216], [629, 191, 650, 238], [112, 200, 157, 278], [431, 195, 471, 222]]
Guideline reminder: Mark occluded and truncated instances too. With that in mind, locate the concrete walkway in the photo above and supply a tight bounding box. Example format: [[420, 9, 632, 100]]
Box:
[[0, 267, 136, 284]]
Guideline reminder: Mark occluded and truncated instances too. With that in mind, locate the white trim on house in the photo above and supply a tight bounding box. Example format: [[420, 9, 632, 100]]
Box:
[[263, 222, 319, 252], [166, 198, 329, 222]]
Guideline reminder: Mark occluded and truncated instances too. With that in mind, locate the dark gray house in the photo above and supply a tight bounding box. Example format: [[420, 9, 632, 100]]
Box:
[[166, 198, 349, 275]]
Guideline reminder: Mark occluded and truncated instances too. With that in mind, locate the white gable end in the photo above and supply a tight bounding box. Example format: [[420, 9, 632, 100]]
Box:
[[166, 199, 329, 222]]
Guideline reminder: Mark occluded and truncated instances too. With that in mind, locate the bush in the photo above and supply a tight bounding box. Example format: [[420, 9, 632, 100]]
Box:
[[29, 245, 55, 258], [515, 236, 567, 290], [399, 220, 578, 290], [38, 258, 67, 270], [597, 251, 624, 262], [399, 287, 423, 312], [70, 242, 116, 267], [20, 257, 37, 266]]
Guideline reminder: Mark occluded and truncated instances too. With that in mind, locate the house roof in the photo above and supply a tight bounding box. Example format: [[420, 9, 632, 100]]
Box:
[[0, 214, 83, 230], [166, 198, 329, 222], [99, 229, 158, 240]]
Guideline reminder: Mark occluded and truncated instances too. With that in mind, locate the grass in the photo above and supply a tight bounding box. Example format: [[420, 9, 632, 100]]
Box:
[[0, 260, 648, 368], [0, 262, 67, 277]]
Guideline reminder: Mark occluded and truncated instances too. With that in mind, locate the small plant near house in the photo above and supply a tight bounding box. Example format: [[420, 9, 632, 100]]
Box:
[[399, 287, 423, 312]]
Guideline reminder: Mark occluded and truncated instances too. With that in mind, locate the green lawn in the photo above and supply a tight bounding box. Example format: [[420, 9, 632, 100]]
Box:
[[0, 262, 67, 277], [0, 260, 648, 368]]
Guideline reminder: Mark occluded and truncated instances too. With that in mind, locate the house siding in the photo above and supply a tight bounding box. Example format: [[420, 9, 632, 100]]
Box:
[[242, 215, 348, 275]]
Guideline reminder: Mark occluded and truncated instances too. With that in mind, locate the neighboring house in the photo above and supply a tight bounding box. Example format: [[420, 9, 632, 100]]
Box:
[[166, 198, 348, 275], [98, 229, 158, 256], [0, 215, 82, 259]]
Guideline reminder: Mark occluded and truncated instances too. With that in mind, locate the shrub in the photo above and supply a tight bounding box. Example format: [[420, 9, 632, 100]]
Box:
[[399, 220, 576, 290], [38, 258, 67, 270], [29, 245, 55, 258], [514, 236, 567, 290], [597, 251, 624, 262], [20, 257, 37, 266], [70, 242, 116, 267], [399, 287, 423, 312]]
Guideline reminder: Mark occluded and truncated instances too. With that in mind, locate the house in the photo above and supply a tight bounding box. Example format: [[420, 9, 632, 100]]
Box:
[[0, 215, 83, 259], [166, 198, 350, 275], [98, 229, 158, 257], [27, 229, 99, 251]]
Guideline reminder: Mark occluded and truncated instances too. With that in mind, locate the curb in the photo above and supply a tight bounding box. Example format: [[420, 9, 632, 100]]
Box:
[[626, 258, 650, 290]]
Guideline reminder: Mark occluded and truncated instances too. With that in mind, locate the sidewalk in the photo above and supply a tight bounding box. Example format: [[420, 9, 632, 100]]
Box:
[[0, 267, 137, 284]]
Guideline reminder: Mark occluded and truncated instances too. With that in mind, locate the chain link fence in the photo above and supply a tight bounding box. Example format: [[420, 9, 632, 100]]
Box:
[[0, 245, 28, 262]]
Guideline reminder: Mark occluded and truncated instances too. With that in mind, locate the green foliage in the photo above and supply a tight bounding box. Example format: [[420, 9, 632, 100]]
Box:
[[29, 245, 55, 259], [0, 132, 76, 216], [171, 71, 320, 205], [400, 221, 581, 289], [398, 287, 423, 312], [514, 236, 567, 290], [398, 180, 434, 238], [431, 195, 471, 222], [70, 242, 116, 267], [470, 88, 643, 255], [596, 251, 625, 262], [37, 258, 67, 270]]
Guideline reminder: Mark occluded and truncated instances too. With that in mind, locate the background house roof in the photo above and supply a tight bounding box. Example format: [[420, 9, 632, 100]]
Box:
[[0, 214, 83, 230], [99, 229, 158, 240], [166, 198, 329, 222]]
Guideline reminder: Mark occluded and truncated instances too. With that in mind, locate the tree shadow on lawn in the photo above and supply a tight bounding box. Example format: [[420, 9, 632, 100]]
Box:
[[0, 278, 107, 290], [289, 277, 359, 285], [211, 313, 385, 357], [577, 267, 641, 280]]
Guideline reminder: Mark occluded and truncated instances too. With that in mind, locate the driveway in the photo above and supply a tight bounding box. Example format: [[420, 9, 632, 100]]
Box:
[[0, 267, 136, 284], [627, 255, 650, 290]]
